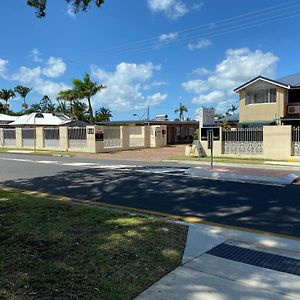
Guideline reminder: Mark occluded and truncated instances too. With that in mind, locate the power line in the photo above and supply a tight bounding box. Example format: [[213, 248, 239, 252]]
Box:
[[109, 9, 300, 57], [63, 0, 300, 64]]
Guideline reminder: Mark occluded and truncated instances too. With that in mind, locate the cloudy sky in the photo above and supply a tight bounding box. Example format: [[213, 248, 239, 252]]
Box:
[[0, 0, 300, 120]]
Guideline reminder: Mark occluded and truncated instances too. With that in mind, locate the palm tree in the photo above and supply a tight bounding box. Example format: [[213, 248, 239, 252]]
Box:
[[95, 107, 113, 122], [175, 102, 188, 121], [228, 104, 238, 115], [57, 89, 78, 118], [14, 85, 32, 109], [72, 73, 106, 124], [0, 89, 16, 112], [73, 101, 88, 121]]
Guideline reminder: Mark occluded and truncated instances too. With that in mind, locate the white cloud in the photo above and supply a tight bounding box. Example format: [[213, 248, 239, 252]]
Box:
[[182, 79, 209, 94], [208, 48, 278, 91], [11, 66, 42, 83], [8, 57, 69, 99], [144, 80, 166, 90], [34, 78, 69, 97], [193, 67, 210, 76], [42, 57, 66, 78], [182, 47, 278, 113], [91, 62, 164, 111], [29, 48, 43, 62], [192, 90, 226, 104], [0, 58, 8, 78], [147, 92, 167, 106], [188, 38, 212, 50], [159, 32, 178, 42], [147, 0, 188, 19]]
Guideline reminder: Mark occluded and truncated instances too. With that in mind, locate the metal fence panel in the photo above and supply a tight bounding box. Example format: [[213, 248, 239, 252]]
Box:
[[2, 129, 16, 147], [104, 127, 121, 149], [222, 128, 263, 155], [44, 128, 60, 148], [22, 128, 35, 148], [292, 127, 300, 156], [68, 127, 87, 149], [129, 126, 144, 147]]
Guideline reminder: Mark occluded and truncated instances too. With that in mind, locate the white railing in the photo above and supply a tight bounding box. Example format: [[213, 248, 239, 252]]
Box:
[[222, 128, 263, 155], [44, 128, 60, 148], [2, 129, 16, 147], [22, 128, 35, 148], [104, 126, 121, 149], [292, 127, 300, 156], [129, 126, 144, 148], [68, 127, 87, 149]]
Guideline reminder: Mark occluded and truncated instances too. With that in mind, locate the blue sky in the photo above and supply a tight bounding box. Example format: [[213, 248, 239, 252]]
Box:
[[1, 0, 300, 120]]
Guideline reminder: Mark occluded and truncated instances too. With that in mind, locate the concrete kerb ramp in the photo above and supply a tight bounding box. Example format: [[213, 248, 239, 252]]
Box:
[[185, 167, 300, 185]]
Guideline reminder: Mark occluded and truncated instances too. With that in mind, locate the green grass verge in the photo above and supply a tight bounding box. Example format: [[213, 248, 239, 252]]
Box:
[[168, 155, 286, 165], [0, 190, 187, 299], [0, 148, 74, 156]]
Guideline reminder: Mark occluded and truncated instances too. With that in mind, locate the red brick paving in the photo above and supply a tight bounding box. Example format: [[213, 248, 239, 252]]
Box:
[[73, 145, 186, 162]]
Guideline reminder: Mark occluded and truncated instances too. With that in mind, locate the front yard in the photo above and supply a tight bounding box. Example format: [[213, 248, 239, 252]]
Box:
[[0, 190, 187, 299]]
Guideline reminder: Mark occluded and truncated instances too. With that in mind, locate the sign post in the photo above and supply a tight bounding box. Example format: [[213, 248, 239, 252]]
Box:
[[207, 129, 214, 170]]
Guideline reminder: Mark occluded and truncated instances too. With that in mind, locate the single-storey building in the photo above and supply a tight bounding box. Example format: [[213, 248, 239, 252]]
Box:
[[96, 120, 198, 144], [7, 113, 87, 127], [0, 114, 18, 126]]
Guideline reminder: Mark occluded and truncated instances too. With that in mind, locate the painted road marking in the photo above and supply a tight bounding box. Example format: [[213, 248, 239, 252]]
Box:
[[0, 156, 188, 177]]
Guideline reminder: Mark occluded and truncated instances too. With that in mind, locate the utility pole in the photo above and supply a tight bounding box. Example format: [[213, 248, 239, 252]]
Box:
[[147, 105, 150, 126]]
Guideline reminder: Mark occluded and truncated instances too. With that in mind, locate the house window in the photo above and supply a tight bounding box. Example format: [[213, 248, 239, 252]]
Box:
[[246, 88, 276, 104]]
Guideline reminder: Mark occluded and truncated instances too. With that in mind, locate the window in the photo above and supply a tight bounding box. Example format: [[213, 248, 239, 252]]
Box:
[[246, 88, 276, 104]]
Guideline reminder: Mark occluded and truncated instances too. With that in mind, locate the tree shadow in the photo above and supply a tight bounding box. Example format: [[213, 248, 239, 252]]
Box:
[[3, 167, 300, 237]]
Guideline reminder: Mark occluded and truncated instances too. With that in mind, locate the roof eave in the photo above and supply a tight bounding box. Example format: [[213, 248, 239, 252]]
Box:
[[234, 76, 290, 93]]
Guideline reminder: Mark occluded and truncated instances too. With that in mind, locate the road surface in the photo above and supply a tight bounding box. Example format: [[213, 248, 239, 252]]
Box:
[[0, 153, 300, 237]]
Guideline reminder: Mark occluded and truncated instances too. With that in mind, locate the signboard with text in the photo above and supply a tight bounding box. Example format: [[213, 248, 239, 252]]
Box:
[[199, 108, 215, 128]]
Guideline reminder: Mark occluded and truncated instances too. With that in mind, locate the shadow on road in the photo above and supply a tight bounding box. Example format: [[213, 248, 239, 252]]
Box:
[[3, 167, 300, 237]]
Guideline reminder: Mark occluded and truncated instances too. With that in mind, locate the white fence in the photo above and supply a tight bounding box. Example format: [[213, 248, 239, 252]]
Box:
[[44, 128, 60, 148], [222, 128, 263, 155], [292, 127, 300, 156], [129, 126, 144, 148], [22, 128, 35, 148], [0, 129, 16, 147], [68, 127, 87, 149], [0, 124, 167, 153], [103, 126, 121, 149]]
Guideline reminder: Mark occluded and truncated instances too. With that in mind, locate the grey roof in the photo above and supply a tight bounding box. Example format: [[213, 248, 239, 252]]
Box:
[[220, 113, 239, 122], [277, 72, 300, 87], [96, 120, 198, 126]]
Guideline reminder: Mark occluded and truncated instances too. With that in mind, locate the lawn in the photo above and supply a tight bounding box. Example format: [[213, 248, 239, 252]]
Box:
[[168, 155, 282, 165], [0, 190, 187, 299]]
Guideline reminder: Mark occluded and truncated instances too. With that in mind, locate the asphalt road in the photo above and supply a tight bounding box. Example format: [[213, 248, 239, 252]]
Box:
[[1, 153, 300, 237]]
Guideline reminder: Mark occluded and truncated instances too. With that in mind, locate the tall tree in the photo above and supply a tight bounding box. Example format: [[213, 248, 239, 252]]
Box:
[[57, 89, 78, 116], [72, 101, 88, 121], [27, 0, 104, 18], [14, 85, 32, 109], [29, 95, 56, 113], [175, 102, 188, 121], [56, 100, 69, 115], [227, 104, 238, 115], [95, 107, 113, 122], [72, 73, 106, 124], [39, 95, 56, 112], [0, 89, 16, 112]]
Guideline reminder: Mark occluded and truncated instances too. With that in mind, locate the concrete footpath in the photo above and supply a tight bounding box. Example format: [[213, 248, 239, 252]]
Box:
[[136, 223, 300, 300], [185, 165, 300, 186]]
